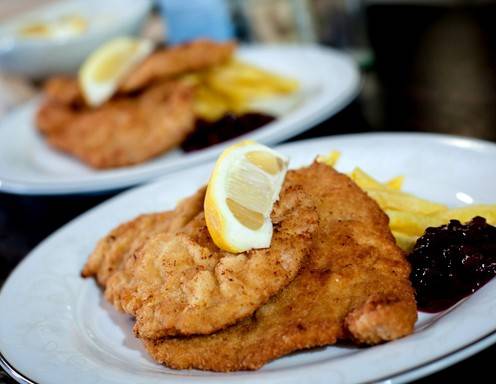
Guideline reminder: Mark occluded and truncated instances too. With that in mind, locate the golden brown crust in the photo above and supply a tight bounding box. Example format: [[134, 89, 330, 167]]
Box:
[[119, 39, 236, 92], [35, 40, 236, 169], [81, 211, 175, 286], [105, 185, 318, 338], [82, 162, 417, 371], [38, 40, 236, 105], [37, 81, 195, 169], [81, 187, 206, 286], [36, 100, 77, 136], [42, 76, 83, 106], [142, 163, 417, 371], [345, 294, 417, 345]]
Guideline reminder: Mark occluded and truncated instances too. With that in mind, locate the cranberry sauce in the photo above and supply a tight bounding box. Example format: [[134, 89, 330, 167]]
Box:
[[181, 112, 275, 152], [407, 216, 496, 313]]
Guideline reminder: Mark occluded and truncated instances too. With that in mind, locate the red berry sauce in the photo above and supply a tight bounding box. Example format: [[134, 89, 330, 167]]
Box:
[[408, 216, 496, 313]]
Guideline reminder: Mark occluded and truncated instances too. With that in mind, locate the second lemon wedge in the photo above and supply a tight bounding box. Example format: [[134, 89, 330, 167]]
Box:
[[79, 37, 153, 107], [204, 141, 289, 253]]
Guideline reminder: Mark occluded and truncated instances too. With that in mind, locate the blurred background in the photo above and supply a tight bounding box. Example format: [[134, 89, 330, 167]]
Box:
[[1, 0, 496, 382], [1, 0, 496, 141]]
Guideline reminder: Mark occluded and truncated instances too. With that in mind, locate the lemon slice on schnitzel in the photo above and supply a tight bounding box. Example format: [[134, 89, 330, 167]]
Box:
[[79, 37, 153, 106], [205, 141, 289, 253]]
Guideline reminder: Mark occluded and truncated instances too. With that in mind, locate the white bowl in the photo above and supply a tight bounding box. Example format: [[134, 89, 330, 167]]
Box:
[[0, 0, 152, 79]]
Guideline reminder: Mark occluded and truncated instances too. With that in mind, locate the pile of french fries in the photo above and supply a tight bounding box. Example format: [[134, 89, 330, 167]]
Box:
[[318, 151, 496, 252], [181, 60, 299, 121]]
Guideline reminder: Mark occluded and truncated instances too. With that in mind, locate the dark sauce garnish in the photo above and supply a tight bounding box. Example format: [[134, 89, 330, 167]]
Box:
[[408, 216, 496, 313], [181, 112, 275, 152]]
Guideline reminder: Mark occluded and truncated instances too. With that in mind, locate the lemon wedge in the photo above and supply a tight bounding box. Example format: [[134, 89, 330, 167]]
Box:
[[204, 141, 289, 253], [79, 37, 153, 106]]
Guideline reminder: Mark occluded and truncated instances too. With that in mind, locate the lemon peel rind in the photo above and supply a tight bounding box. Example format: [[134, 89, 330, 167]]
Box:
[[79, 37, 154, 107], [204, 141, 288, 253]]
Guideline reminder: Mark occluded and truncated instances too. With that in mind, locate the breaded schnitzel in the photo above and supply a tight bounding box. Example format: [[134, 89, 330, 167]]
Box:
[[105, 185, 318, 338], [81, 211, 175, 287], [42, 75, 84, 107], [37, 81, 195, 168], [35, 39, 235, 168], [120, 39, 236, 92], [81, 160, 417, 371], [142, 162, 417, 371], [81, 186, 206, 286]]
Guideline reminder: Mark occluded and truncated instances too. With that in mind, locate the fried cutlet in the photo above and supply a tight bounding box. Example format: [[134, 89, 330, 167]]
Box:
[[37, 81, 195, 168], [35, 39, 235, 169], [104, 185, 318, 338], [42, 75, 85, 107], [142, 162, 417, 371], [119, 39, 236, 92], [81, 186, 206, 286]]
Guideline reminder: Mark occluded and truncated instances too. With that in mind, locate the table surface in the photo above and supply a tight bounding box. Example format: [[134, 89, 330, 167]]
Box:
[[2, 3, 496, 384]]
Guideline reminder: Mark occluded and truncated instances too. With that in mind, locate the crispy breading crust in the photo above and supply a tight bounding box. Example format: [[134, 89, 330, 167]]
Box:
[[119, 39, 236, 92], [105, 185, 318, 338], [38, 40, 236, 105], [81, 162, 417, 371], [35, 40, 236, 169], [43, 76, 84, 106], [81, 187, 206, 286], [37, 81, 195, 169], [142, 163, 417, 371], [36, 100, 77, 136], [81, 211, 175, 286]]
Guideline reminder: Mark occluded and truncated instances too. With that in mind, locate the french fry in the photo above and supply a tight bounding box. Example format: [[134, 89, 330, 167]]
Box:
[[187, 59, 299, 121], [386, 175, 404, 191], [388, 205, 496, 237], [436, 205, 496, 225], [316, 150, 341, 167], [192, 86, 231, 121], [349, 167, 384, 190], [349, 167, 405, 191], [386, 209, 445, 236], [392, 231, 418, 252], [318, 156, 496, 246], [219, 60, 299, 93], [366, 188, 448, 215]]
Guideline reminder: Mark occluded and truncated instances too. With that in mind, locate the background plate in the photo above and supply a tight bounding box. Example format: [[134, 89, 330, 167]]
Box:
[[1, 133, 496, 384], [0, 45, 359, 195]]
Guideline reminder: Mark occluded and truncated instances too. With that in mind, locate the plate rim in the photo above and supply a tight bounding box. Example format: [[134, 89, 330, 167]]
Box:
[[2, 329, 496, 384], [0, 44, 360, 196], [1, 132, 496, 384]]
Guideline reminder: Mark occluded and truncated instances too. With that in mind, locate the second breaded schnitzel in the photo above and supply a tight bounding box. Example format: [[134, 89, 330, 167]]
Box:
[[37, 81, 195, 169], [120, 39, 236, 92], [104, 185, 318, 338], [35, 39, 235, 169], [143, 162, 417, 371]]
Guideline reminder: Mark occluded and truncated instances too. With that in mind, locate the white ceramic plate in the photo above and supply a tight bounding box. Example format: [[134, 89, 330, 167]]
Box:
[[2, 133, 496, 384], [0, 0, 152, 78], [0, 45, 360, 196]]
